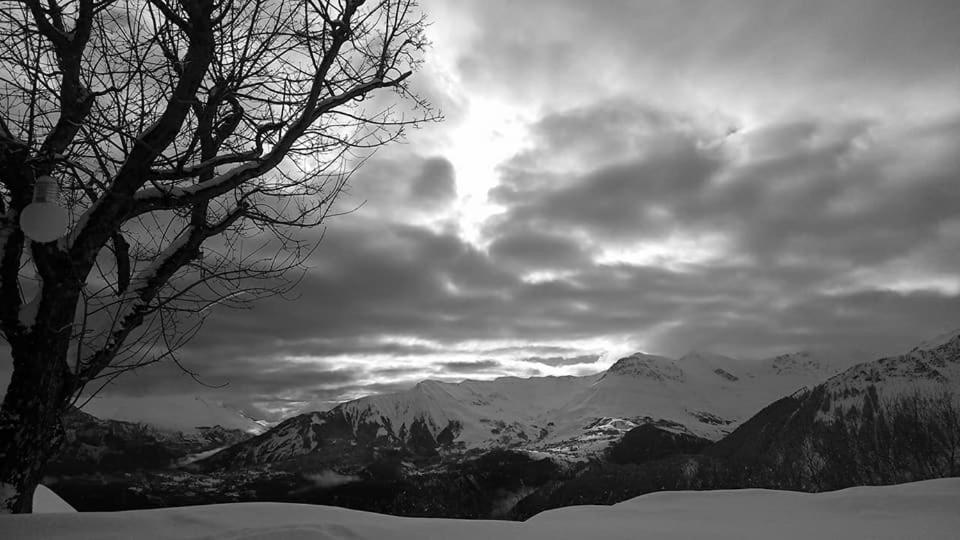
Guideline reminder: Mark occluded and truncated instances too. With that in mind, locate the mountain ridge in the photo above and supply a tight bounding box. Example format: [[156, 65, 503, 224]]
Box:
[[511, 334, 960, 518], [199, 346, 865, 469]]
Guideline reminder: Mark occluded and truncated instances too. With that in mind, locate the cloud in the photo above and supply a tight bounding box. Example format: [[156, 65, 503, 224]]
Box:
[[95, 357, 366, 399], [410, 157, 457, 204], [482, 96, 960, 355], [446, 0, 960, 117], [491, 97, 960, 270], [649, 289, 960, 359], [481, 344, 587, 357], [25, 1, 958, 421], [517, 355, 601, 367], [69, 99, 960, 419], [487, 228, 591, 270], [336, 151, 458, 223], [492, 138, 723, 241], [437, 360, 502, 373]]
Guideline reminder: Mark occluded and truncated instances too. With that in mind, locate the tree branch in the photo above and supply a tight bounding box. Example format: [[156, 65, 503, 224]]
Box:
[[67, 0, 217, 267], [77, 203, 245, 381], [129, 72, 409, 215]]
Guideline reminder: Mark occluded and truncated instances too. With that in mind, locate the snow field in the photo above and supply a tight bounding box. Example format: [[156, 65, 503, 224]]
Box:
[[9, 478, 959, 540]]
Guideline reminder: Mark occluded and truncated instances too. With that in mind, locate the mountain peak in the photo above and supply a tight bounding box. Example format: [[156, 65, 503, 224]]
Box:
[[605, 353, 685, 382], [765, 350, 845, 374], [771, 350, 814, 362], [678, 350, 739, 364], [912, 328, 960, 352]]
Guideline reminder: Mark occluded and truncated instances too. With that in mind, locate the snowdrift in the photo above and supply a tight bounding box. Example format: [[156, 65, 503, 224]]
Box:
[[6, 478, 959, 539], [32, 486, 75, 514]]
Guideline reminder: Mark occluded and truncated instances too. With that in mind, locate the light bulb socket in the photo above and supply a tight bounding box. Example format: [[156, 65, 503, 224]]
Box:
[[33, 176, 59, 204]]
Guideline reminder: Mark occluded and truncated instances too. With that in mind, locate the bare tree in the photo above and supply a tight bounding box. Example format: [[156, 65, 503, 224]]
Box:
[[0, 0, 436, 512]]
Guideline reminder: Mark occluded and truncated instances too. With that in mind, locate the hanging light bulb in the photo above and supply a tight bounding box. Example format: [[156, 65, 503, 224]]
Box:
[[19, 175, 69, 243]]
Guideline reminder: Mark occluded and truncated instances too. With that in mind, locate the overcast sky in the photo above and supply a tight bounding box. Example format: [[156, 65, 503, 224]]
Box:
[[39, 0, 960, 419]]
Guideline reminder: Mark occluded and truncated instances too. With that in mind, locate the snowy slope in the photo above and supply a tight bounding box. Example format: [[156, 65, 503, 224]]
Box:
[[535, 349, 867, 454], [708, 332, 960, 478], [81, 394, 268, 434], [911, 327, 960, 352], [5, 478, 959, 539], [205, 348, 861, 467], [32, 486, 75, 514], [822, 330, 960, 411]]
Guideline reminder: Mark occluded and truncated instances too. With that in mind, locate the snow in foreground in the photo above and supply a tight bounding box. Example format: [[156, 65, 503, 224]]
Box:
[[32, 486, 75, 514], [8, 479, 960, 539]]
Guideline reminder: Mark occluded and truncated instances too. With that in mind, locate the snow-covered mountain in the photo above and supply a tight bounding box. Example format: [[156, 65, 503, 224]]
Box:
[[910, 327, 960, 353], [202, 348, 864, 468], [516, 335, 960, 515], [792, 331, 957, 416], [708, 331, 960, 487], [80, 394, 269, 434]]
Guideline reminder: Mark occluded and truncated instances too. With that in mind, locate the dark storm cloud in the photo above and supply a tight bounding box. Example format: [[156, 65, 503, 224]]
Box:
[[492, 98, 960, 269], [518, 355, 600, 367], [337, 151, 457, 220], [261, 222, 672, 344], [99, 357, 366, 398], [649, 290, 960, 359], [173, 226, 502, 365], [370, 366, 428, 378], [481, 345, 586, 357], [487, 228, 590, 270], [512, 99, 697, 174], [222, 210, 952, 358], [410, 157, 457, 204], [88, 347, 433, 417], [487, 100, 725, 243], [713, 117, 960, 267], [481, 95, 960, 357], [490, 100, 711, 201], [181, 334, 443, 363], [493, 139, 723, 240], [157, 219, 740, 389], [437, 360, 502, 373]]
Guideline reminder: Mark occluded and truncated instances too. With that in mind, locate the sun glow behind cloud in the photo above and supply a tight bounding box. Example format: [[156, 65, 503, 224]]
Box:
[[414, 9, 537, 248], [443, 98, 533, 246]]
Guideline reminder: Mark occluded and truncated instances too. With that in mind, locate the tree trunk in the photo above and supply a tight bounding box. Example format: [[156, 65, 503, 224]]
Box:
[[0, 333, 73, 513]]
